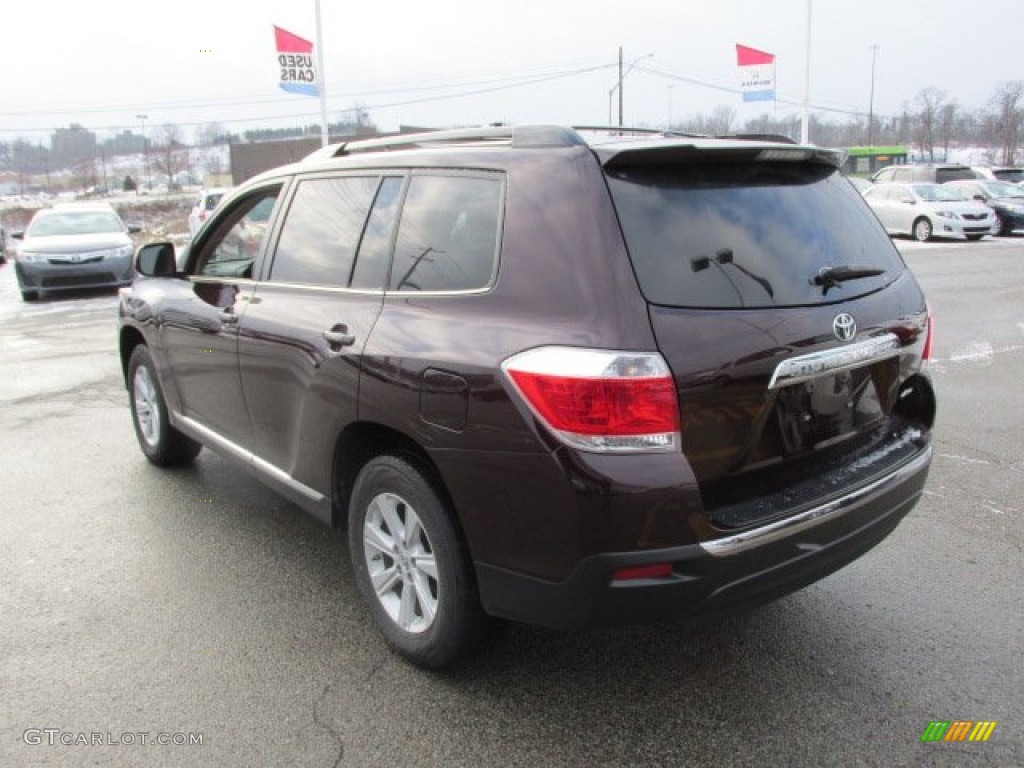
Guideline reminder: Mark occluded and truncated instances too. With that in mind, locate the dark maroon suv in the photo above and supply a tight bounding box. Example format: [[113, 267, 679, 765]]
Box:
[[118, 125, 935, 667]]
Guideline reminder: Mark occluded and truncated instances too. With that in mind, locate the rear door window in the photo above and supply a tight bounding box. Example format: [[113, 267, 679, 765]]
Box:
[[389, 174, 502, 292], [269, 176, 379, 287], [606, 162, 904, 309]]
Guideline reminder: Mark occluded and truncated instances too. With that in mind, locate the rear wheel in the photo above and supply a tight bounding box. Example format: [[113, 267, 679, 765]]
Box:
[[128, 345, 201, 466], [349, 455, 485, 668], [20, 290, 39, 302], [913, 217, 933, 242]]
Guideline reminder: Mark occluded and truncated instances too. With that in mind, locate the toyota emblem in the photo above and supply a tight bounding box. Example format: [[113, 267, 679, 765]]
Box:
[[833, 313, 856, 341]]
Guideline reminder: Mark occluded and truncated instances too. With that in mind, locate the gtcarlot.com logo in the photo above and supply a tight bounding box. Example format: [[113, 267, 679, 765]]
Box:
[[921, 721, 997, 742], [23, 729, 203, 747]]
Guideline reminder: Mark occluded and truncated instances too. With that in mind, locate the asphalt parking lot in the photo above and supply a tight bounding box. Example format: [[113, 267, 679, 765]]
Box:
[[1, 236, 1021, 767]]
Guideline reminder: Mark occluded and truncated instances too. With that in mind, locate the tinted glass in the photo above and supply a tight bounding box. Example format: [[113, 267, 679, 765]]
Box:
[[390, 175, 501, 292], [350, 176, 403, 290], [607, 162, 904, 309], [270, 176, 378, 286], [993, 169, 1024, 182], [195, 187, 281, 278], [935, 168, 976, 183]]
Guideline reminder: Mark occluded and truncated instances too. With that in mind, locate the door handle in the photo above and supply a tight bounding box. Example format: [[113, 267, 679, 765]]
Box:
[[323, 326, 356, 347], [218, 310, 239, 324]]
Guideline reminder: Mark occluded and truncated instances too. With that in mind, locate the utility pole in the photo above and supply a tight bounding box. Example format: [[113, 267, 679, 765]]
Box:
[[608, 48, 653, 127], [136, 114, 149, 191], [868, 44, 879, 147], [618, 47, 624, 127]]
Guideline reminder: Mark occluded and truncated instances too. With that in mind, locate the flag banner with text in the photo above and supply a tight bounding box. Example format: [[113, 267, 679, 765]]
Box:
[[736, 44, 775, 102], [275, 26, 318, 97]]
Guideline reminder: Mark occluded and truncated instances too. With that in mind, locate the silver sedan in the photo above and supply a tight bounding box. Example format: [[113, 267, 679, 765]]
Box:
[[862, 182, 994, 241]]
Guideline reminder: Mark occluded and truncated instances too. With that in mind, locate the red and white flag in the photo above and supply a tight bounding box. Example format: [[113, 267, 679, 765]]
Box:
[[275, 26, 318, 97], [736, 44, 775, 102]]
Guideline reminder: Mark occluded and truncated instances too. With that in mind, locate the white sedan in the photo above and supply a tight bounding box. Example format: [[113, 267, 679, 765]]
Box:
[[862, 182, 994, 241]]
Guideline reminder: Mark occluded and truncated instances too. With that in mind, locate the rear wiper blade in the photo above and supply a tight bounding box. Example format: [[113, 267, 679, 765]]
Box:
[[813, 265, 886, 294]]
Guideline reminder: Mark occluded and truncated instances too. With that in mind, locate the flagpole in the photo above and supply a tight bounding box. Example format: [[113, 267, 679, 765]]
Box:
[[800, 0, 812, 143], [315, 0, 328, 147]]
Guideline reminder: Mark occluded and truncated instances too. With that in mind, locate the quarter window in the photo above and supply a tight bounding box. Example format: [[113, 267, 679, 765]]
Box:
[[270, 176, 379, 286], [389, 175, 502, 292]]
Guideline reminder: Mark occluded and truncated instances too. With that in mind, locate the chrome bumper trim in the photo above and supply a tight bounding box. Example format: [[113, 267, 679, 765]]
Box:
[[699, 445, 931, 557]]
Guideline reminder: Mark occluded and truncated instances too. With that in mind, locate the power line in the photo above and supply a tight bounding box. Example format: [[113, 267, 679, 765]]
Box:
[[0, 62, 617, 138]]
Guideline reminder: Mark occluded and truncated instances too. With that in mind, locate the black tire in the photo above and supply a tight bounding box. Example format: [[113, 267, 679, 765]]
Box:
[[348, 455, 485, 668], [20, 290, 39, 302], [966, 234, 984, 241], [993, 214, 1011, 236], [127, 345, 201, 466], [912, 217, 933, 242]]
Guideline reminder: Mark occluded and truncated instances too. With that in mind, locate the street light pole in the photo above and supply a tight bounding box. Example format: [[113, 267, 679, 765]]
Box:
[[607, 48, 653, 127], [136, 114, 149, 192], [868, 44, 879, 147]]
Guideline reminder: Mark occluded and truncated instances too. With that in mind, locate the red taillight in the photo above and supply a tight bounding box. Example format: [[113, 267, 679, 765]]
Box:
[[502, 347, 680, 452], [612, 563, 674, 582], [922, 312, 934, 363]]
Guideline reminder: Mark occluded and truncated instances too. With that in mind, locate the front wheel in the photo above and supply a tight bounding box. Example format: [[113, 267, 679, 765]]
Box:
[[966, 234, 984, 241], [349, 455, 485, 668], [128, 345, 201, 466], [993, 213, 1010, 236], [913, 217, 933, 242]]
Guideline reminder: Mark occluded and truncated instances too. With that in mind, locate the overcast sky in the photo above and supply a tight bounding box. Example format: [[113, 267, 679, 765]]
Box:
[[3, 0, 1022, 144]]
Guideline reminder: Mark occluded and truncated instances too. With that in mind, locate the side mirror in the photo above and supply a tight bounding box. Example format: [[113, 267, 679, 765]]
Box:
[[11, 231, 24, 240], [127, 225, 142, 235], [135, 242, 177, 277], [973, 195, 985, 202]]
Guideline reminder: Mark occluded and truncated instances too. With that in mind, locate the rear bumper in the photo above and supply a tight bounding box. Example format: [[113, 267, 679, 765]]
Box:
[[476, 446, 930, 631]]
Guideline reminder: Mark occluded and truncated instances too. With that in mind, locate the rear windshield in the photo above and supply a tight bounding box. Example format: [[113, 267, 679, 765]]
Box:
[[934, 167, 977, 183], [606, 162, 904, 309], [993, 169, 1024, 183]]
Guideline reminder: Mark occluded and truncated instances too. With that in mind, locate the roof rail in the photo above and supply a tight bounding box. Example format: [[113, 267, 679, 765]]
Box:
[[574, 125, 707, 139], [720, 133, 799, 145], [303, 125, 584, 162]]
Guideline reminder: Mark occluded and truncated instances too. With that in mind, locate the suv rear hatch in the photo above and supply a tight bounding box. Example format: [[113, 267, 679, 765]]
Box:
[[598, 140, 935, 530]]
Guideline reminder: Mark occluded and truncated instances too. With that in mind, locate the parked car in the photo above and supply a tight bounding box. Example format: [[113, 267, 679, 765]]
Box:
[[846, 176, 873, 194], [119, 125, 935, 667], [187, 188, 229, 237], [12, 202, 139, 301], [970, 166, 1024, 184], [871, 163, 977, 184], [862, 182, 994, 241], [944, 179, 1024, 235]]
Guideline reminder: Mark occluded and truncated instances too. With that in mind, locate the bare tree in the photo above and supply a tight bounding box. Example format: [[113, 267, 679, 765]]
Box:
[[152, 124, 189, 189], [988, 81, 1024, 165], [938, 102, 958, 161], [911, 88, 947, 161], [709, 105, 737, 135], [197, 122, 228, 147]]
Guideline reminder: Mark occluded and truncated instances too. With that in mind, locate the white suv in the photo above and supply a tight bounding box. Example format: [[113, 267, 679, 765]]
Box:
[[187, 188, 229, 237]]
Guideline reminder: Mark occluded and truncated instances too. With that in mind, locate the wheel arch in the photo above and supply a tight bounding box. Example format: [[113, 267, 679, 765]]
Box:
[[332, 422, 460, 536], [119, 326, 147, 387]]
